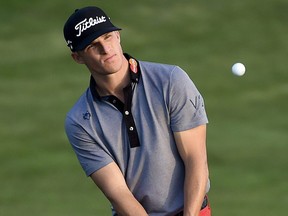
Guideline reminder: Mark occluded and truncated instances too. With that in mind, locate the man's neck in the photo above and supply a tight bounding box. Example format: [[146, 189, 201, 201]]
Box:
[[92, 57, 129, 102]]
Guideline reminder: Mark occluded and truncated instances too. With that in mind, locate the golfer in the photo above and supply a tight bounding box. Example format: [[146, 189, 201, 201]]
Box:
[[64, 6, 211, 216]]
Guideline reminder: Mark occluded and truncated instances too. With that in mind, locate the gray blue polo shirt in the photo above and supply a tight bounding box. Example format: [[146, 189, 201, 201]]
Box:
[[65, 54, 209, 215]]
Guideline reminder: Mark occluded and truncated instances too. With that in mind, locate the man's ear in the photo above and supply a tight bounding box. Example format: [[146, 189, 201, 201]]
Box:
[[115, 31, 121, 42], [71, 52, 85, 64]]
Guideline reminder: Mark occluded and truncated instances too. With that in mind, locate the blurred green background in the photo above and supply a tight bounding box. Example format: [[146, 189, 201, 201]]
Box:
[[1, 0, 287, 215]]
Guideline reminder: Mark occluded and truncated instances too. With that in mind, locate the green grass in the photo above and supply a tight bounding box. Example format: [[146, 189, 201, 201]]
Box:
[[0, 0, 287, 215]]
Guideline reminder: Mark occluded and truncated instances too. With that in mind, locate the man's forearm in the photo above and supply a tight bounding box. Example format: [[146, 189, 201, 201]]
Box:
[[183, 159, 209, 216], [109, 188, 148, 216], [90, 163, 148, 216]]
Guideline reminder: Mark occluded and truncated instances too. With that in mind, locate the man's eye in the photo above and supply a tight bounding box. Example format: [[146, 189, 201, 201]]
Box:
[[105, 34, 112, 39], [87, 44, 97, 50]]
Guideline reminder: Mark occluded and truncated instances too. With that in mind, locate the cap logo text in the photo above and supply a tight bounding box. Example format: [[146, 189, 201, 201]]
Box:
[[75, 16, 106, 37]]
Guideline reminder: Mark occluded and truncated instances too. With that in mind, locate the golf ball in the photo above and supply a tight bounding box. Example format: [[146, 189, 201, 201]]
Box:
[[232, 63, 246, 76]]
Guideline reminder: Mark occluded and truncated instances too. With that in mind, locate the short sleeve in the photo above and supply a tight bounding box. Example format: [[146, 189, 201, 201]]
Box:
[[169, 66, 208, 132], [65, 116, 113, 176]]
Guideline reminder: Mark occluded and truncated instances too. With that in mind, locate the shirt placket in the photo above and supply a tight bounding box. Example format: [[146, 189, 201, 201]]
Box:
[[123, 83, 140, 148]]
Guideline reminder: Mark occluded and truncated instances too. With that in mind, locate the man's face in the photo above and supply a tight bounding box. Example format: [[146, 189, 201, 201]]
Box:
[[72, 31, 125, 76]]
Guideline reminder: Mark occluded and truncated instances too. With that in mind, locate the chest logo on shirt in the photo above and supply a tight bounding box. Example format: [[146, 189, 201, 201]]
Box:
[[129, 58, 138, 73], [83, 111, 91, 120]]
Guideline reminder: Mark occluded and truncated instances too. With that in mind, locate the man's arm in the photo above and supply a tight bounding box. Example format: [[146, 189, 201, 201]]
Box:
[[90, 162, 148, 216], [174, 124, 209, 216]]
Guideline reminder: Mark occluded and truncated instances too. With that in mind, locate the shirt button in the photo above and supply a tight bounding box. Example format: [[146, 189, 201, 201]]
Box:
[[129, 127, 134, 131], [125, 111, 129, 115], [112, 99, 117, 104]]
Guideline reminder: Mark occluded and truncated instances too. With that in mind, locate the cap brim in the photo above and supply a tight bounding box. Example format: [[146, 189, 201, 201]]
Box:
[[74, 27, 121, 51]]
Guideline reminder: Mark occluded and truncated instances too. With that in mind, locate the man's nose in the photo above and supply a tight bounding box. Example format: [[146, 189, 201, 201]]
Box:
[[100, 42, 111, 54]]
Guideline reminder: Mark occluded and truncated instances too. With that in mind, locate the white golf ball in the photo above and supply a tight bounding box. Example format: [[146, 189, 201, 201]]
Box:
[[232, 63, 246, 76]]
